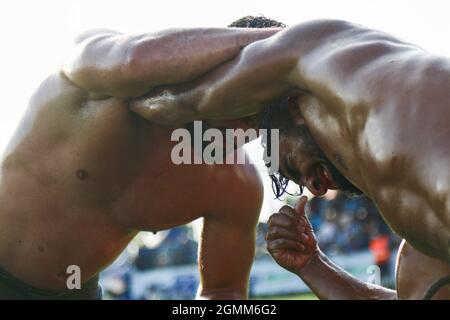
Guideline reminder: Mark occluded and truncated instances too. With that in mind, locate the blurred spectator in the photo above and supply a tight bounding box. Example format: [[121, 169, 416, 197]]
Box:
[[369, 233, 391, 285], [255, 223, 270, 259], [316, 209, 338, 253], [134, 226, 198, 270]]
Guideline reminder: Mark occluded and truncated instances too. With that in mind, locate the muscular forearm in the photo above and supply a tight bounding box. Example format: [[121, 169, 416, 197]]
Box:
[[298, 251, 397, 300], [130, 19, 410, 124], [128, 19, 359, 124], [65, 27, 280, 97], [131, 28, 280, 86], [129, 27, 300, 124]]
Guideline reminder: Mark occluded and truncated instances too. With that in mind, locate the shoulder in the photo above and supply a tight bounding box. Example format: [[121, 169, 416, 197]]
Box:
[[294, 19, 419, 76], [205, 149, 264, 226], [221, 150, 263, 199]]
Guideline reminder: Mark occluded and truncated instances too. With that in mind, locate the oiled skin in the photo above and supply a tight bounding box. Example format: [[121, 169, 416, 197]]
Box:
[[0, 27, 279, 297], [266, 198, 450, 299], [132, 20, 450, 263], [303, 241, 450, 299], [396, 240, 450, 299]]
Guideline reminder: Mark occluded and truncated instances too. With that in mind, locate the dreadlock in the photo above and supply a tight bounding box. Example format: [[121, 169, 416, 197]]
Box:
[[261, 103, 304, 199], [228, 15, 287, 28]]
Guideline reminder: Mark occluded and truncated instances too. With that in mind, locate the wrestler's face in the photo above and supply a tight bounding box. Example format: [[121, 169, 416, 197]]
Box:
[[274, 100, 362, 197], [278, 125, 340, 197]]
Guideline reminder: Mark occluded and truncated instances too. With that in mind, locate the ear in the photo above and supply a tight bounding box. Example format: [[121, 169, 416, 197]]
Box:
[[287, 95, 306, 125]]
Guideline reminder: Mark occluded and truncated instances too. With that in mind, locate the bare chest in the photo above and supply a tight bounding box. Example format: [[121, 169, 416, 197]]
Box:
[[4, 96, 214, 233]]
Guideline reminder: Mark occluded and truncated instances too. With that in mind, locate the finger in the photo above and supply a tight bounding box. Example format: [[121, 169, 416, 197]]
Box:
[[268, 216, 305, 234], [266, 226, 303, 241], [267, 213, 297, 229], [279, 208, 306, 230], [279, 205, 295, 216], [298, 215, 312, 229], [279, 205, 301, 221], [266, 226, 310, 244], [267, 213, 281, 226], [299, 232, 310, 243], [294, 196, 308, 217], [267, 239, 306, 252]]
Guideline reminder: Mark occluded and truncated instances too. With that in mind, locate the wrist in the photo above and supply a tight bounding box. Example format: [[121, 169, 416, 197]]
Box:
[[197, 288, 247, 300], [297, 249, 323, 277]]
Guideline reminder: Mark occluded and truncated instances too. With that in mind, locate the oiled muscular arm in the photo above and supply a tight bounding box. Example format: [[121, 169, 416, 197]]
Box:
[[63, 27, 280, 98], [128, 19, 428, 124], [267, 197, 397, 300], [128, 19, 356, 123], [196, 167, 263, 300], [298, 251, 397, 300], [129, 25, 300, 124]]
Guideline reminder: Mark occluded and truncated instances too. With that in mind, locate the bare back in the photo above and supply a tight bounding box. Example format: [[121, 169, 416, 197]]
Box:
[[145, 20, 450, 263], [288, 21, 450, 262]]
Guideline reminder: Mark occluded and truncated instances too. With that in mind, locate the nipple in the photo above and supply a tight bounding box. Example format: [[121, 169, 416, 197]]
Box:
[[76, 169, 89, 180]]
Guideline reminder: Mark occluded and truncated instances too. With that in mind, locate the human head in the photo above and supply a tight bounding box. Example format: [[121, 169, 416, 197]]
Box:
[[229, 16, 362, 198], [228, 15, 287, 28], [263, 96, 363, 198]]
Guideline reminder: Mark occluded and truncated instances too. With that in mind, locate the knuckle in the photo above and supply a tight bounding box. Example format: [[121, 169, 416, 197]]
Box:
[[267, 217, 274, 227], [280, 205, 293, 213], [271, 226, 280, 234], [267, 213, 281, 226]]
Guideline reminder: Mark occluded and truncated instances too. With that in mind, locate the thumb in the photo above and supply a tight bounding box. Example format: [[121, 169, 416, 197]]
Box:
[[294, 196, 308, 216]]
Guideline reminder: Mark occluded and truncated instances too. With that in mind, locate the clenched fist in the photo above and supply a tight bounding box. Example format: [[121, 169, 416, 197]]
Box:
[[266, 196, 319, 274]]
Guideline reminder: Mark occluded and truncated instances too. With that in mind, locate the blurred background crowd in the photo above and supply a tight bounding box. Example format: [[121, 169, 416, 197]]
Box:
[[101, 190, 401, 300]]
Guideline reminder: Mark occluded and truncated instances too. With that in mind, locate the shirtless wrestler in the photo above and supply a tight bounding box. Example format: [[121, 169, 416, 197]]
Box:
[[0, 24, 281, 299], [266, 196, 450, 299], [130, 17, 450, 264]]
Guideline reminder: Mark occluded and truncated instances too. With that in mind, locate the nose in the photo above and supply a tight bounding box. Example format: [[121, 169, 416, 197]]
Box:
[[303, 175, 326, 197]]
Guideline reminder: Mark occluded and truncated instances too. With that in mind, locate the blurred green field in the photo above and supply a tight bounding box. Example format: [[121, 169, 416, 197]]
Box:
[[254, 293, 318, 300]]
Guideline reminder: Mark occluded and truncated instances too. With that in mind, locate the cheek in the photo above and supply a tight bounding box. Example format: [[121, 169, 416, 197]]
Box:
[[296, 138, 324, 160], [291, 144, 311, 162]]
